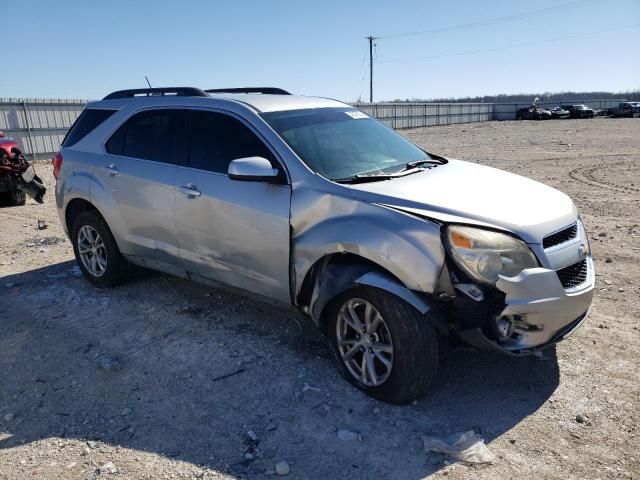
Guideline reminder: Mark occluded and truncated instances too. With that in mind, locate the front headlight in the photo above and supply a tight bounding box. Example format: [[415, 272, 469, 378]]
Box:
[[445, 226, 539, 285]]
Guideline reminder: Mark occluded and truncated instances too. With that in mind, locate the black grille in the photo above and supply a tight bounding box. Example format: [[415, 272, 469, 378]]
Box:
[[556, 259, 588, 288], [543, 223, 578, 249]]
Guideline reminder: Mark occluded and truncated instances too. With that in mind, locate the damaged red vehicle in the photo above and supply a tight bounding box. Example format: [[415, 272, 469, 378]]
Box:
[[0, 132, 46, 206]]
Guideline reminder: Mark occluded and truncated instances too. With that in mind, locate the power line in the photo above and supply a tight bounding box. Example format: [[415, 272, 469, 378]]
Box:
[[353, 46, 369, 101], [375, 23, 640, 64], [364, 0, 611, 101], [378, 0, 608, 39]]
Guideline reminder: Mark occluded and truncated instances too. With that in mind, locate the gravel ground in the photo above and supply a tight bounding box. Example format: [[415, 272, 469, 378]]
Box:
[[1, 118, 639, 480]]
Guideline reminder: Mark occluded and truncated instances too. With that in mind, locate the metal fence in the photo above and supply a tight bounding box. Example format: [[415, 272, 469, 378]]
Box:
[[0, 97, 630, 160], [351, 102, 494, 129], [0, 98, 87, 160]]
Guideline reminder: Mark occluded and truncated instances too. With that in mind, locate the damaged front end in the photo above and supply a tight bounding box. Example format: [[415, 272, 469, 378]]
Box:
[[0, 137, 46, 204], [447, 222, 594, 355], [454, 264, 593, 354]]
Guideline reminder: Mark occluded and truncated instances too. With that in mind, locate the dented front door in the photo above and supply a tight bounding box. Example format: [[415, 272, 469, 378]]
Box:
[[174, 109, 292, 304]]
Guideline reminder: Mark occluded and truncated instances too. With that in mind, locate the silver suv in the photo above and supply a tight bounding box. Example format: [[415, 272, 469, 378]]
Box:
[[54, 87, 594, 404]]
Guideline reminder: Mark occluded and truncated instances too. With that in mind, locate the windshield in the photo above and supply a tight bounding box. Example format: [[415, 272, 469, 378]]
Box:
[[262, 107, 432, 180]]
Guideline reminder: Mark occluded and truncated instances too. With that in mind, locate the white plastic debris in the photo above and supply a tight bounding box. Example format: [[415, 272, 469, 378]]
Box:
[[422, 430, 495, 464]]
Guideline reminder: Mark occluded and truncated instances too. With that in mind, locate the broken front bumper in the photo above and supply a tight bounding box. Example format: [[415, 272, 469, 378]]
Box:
[[458, 257, 594, 354]]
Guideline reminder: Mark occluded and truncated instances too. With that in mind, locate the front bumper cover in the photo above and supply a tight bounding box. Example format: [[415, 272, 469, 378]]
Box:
[[457, 257, 594, 354]]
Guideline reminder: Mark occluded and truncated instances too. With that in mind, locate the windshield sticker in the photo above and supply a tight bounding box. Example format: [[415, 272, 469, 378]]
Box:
[[345, 110, 368, 119]]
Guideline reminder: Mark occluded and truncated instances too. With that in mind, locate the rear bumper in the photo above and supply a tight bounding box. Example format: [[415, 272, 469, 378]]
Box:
[[457, 258, 594, 355]]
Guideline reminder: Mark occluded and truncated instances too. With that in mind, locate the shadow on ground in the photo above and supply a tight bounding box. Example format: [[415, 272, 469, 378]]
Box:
[[0, 261, 559, 478]]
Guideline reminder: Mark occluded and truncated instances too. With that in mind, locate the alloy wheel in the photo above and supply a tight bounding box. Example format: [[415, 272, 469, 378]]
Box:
[[77, 225, 108, 277], [336, 298, 394, 386]]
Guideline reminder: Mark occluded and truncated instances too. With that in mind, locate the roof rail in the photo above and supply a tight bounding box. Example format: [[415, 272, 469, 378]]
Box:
[[205, 87, 291, 95], [103, 87, 208, 100]]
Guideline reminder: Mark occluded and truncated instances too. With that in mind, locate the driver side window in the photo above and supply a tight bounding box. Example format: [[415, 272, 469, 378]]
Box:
[[188, 111, 276, 174]]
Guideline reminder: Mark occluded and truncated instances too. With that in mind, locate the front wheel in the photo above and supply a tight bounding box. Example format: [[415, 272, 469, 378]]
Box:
[[326, 286, 439, 404]]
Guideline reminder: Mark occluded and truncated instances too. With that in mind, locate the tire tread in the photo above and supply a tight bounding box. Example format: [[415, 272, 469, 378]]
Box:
[[327, 286, 439, 405]]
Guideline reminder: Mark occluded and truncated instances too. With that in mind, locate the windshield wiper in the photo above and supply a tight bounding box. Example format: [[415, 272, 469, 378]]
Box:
[[332, 154, 447, 184], [333, 169, 422, 184], [332, 173, 396, 184], [403, 158, 443, 170]]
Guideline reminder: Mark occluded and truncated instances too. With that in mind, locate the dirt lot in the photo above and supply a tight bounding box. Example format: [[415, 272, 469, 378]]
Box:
[[1, 118, 639, 480]]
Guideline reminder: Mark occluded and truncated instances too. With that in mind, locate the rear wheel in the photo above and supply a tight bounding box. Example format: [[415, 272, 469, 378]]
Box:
[[327, 286, 439, 404], [71, 210, 127, 287], [8, 189, 26, 206]]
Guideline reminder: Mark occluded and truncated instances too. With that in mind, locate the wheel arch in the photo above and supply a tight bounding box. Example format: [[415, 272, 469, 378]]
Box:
[[297, 252, 389, 309], [298, 252, 446, 335], [65, 197, 101, 233], [64, 198, 122, 255]]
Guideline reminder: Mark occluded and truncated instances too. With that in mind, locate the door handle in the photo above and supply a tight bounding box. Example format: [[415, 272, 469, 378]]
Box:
[[177, 184, 202, 197], [102, 164, 119, 176]]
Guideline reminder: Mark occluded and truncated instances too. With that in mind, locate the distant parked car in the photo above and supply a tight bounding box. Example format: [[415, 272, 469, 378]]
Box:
[[515, 106, 552, 120], [561, 104, 594, 119], [550, 106, 570, 119], [610, 102, 640, 118]]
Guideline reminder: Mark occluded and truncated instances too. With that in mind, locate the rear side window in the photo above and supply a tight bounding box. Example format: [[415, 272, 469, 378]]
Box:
[[106, 109, 182, 164], [188, 111, 275, 173], [62, 109, 116, 147], [106, 124, 126, 155]]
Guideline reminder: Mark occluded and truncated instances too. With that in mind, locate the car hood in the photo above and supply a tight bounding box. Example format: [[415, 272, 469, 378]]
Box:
[[348, 159, 577, 244]]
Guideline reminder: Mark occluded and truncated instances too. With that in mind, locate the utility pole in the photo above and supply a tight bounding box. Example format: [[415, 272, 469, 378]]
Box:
[[367, 36, 377, 103]]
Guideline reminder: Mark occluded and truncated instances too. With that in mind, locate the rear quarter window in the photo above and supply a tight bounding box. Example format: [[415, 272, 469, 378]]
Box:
[[62, 109, 116, 147]]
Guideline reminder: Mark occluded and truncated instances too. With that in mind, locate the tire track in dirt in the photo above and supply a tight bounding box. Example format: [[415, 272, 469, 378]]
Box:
[[569, 162, 640, 195]]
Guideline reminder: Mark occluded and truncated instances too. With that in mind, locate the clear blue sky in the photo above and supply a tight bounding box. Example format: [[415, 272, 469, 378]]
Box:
[[3, 0, 639, 101]]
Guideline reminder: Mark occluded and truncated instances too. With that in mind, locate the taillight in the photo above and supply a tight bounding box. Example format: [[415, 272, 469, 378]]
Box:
[[52, 152, 63, 180]]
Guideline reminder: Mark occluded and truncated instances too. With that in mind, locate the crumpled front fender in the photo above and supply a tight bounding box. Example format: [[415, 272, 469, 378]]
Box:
[[308, 264, 445, 333]]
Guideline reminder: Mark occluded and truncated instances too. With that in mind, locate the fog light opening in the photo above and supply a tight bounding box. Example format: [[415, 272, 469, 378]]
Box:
[[496, 316, 514, 338]]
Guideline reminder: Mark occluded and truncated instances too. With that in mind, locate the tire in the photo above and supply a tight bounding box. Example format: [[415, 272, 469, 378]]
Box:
[[0, 151, 26, 207], [8, 189, 26, 206], [516, 115, 523, 121], [326, 286, 439, 405], [71, 210, 127, 288]]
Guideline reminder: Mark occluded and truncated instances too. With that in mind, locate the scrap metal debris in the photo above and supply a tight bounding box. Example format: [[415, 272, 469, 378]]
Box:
[[0, 132, 46, 204], [423, 430, 496, 464]]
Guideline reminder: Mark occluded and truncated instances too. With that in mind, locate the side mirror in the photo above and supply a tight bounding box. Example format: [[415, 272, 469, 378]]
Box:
[[228, 156, 281, 183]]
